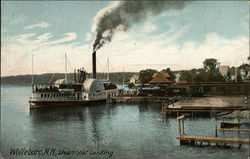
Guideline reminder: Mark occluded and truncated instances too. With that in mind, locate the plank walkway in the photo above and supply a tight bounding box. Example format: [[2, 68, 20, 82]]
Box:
[[177, 135, 250, 147], [161, 106, 247, 115], [217, 128, 250, 132]]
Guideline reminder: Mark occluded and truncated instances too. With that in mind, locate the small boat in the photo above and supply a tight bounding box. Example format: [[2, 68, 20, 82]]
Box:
[[220, 122, 242, 128]]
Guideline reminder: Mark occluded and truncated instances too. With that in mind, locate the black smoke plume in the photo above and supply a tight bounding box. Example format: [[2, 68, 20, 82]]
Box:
[[92, 0, 188, 51]]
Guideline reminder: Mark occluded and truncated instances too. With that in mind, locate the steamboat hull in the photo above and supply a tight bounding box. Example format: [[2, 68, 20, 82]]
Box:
[[29, 99, 106, 109]]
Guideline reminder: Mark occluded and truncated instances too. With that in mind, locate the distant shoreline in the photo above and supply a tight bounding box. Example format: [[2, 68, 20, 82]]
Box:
[[1, 72, 137, 85]]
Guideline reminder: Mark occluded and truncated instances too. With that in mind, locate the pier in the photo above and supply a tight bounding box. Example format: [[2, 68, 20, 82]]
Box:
[[161, 96, 249, 116], [177, 135, 250, 148], [113, 96, 182, 104], [176, 115, 250, 149]]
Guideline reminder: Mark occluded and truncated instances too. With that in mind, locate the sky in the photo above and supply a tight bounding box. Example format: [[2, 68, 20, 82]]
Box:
[[1, 1, 249, 76]]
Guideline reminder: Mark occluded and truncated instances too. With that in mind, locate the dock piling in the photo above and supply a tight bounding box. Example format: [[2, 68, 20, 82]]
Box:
[[215, 125, 218, 137]]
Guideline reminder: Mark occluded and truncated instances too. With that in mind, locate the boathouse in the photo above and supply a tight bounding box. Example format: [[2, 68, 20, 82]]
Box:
[[149, 73, 172, 85]]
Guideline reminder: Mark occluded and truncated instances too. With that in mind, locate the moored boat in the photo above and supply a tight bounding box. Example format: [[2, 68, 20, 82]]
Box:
[[29, 51, 119, 108]]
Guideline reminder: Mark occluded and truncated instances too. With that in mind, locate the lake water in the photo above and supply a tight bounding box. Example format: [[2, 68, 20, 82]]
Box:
[[1, 84, 249, 159]]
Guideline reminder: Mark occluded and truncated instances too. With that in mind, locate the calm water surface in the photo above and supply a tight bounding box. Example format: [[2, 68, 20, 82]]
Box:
[[1, 84, 249, 159]]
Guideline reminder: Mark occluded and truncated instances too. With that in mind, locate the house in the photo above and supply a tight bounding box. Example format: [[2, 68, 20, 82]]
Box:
[[228, 66, 250, 82], [149, 73, 172, 84], [130, 75, 140, 86], [219, 66, 229, 76], [174, 72, 181, 83], [245, 71, 250, 82], [241, 67, 250, 82], [229, 67, 240, 81]]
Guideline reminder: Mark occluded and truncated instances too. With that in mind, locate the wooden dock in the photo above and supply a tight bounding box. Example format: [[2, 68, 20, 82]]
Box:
[[177, 135, 250, 148], [161, 96, 249, 116], [161, 106, 247, 115], [176, 115, 250, 149]]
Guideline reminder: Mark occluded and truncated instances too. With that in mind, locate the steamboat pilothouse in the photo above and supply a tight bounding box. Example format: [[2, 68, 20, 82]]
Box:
[[29, 51, 119, 109]]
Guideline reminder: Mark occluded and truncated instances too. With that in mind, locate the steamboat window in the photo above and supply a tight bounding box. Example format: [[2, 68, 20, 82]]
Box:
[[44, 94, 47, 98], [41, 94, 43, 98]]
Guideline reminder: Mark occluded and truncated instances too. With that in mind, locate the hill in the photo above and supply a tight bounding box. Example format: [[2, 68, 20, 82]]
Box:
[[1, 72, 138, 85]]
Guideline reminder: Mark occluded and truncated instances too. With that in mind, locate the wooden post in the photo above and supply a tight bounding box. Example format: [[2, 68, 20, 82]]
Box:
[[215, 125, 218, 137], [181, 118, 185, 135], [190, 140, 195, 146], [177, 115, 186, 136], [237, 118, 240, 138], [178, 119, 181, 136]]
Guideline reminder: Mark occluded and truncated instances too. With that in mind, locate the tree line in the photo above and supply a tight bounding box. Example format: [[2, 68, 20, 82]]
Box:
[[1, 72, 136, 84], [138, 58, 250, 84]]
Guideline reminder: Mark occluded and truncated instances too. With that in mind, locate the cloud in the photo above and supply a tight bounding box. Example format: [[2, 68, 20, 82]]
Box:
[[36, 33, 53, 43], [93, 24, 248, 72], [143, 23, 157, 33], [47, 33, 77, 45], [85, 33, 92, 42], [24, 21, 50, 30], [1, 23, 249, 76], [1, 32, 89, 76]]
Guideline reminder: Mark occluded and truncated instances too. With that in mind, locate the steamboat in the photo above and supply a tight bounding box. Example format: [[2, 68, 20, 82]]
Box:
[[29, 51, 119, 108]]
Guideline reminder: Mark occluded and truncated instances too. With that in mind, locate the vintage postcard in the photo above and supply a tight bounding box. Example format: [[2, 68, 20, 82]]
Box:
[[1, 1, 250, 159]]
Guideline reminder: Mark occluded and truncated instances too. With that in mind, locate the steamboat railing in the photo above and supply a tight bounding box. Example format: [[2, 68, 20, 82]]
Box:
[[29, 97, 83, 102]]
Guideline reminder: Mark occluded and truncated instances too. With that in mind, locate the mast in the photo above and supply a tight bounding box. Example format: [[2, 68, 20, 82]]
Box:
[[65, 53, 68, 83], [107, 58, 110, 79], [235, 52, 237, 83], [122, 66, 124, 88], [74, 69, 77, 83], [31, 53, 34, 93], [235, 67, 237, 83], [32, 53, 34, 84]]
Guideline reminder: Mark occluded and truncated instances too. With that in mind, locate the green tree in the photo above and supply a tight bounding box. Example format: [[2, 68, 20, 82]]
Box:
[[202, 58, 225, 82], [203, 58, 217, 73], [179, 71, 194, 82], [139, 69, 158, 84], [161, 68, 176, 82], [193, 69, 207, 82], [239, 63, 250, 69], [128, 82, 135, 89], [180, 67, 224, 83]]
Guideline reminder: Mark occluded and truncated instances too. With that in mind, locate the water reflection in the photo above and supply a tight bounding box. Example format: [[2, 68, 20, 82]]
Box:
[[29, 106, 86, 122], [86, 106, 105, 147]]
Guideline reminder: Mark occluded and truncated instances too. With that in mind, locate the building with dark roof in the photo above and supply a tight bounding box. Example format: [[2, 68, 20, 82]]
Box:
[[149, 73, 172, 84]]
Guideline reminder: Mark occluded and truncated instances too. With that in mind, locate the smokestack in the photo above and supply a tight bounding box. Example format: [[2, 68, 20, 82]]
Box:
[[92, 51, 97, 79]]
